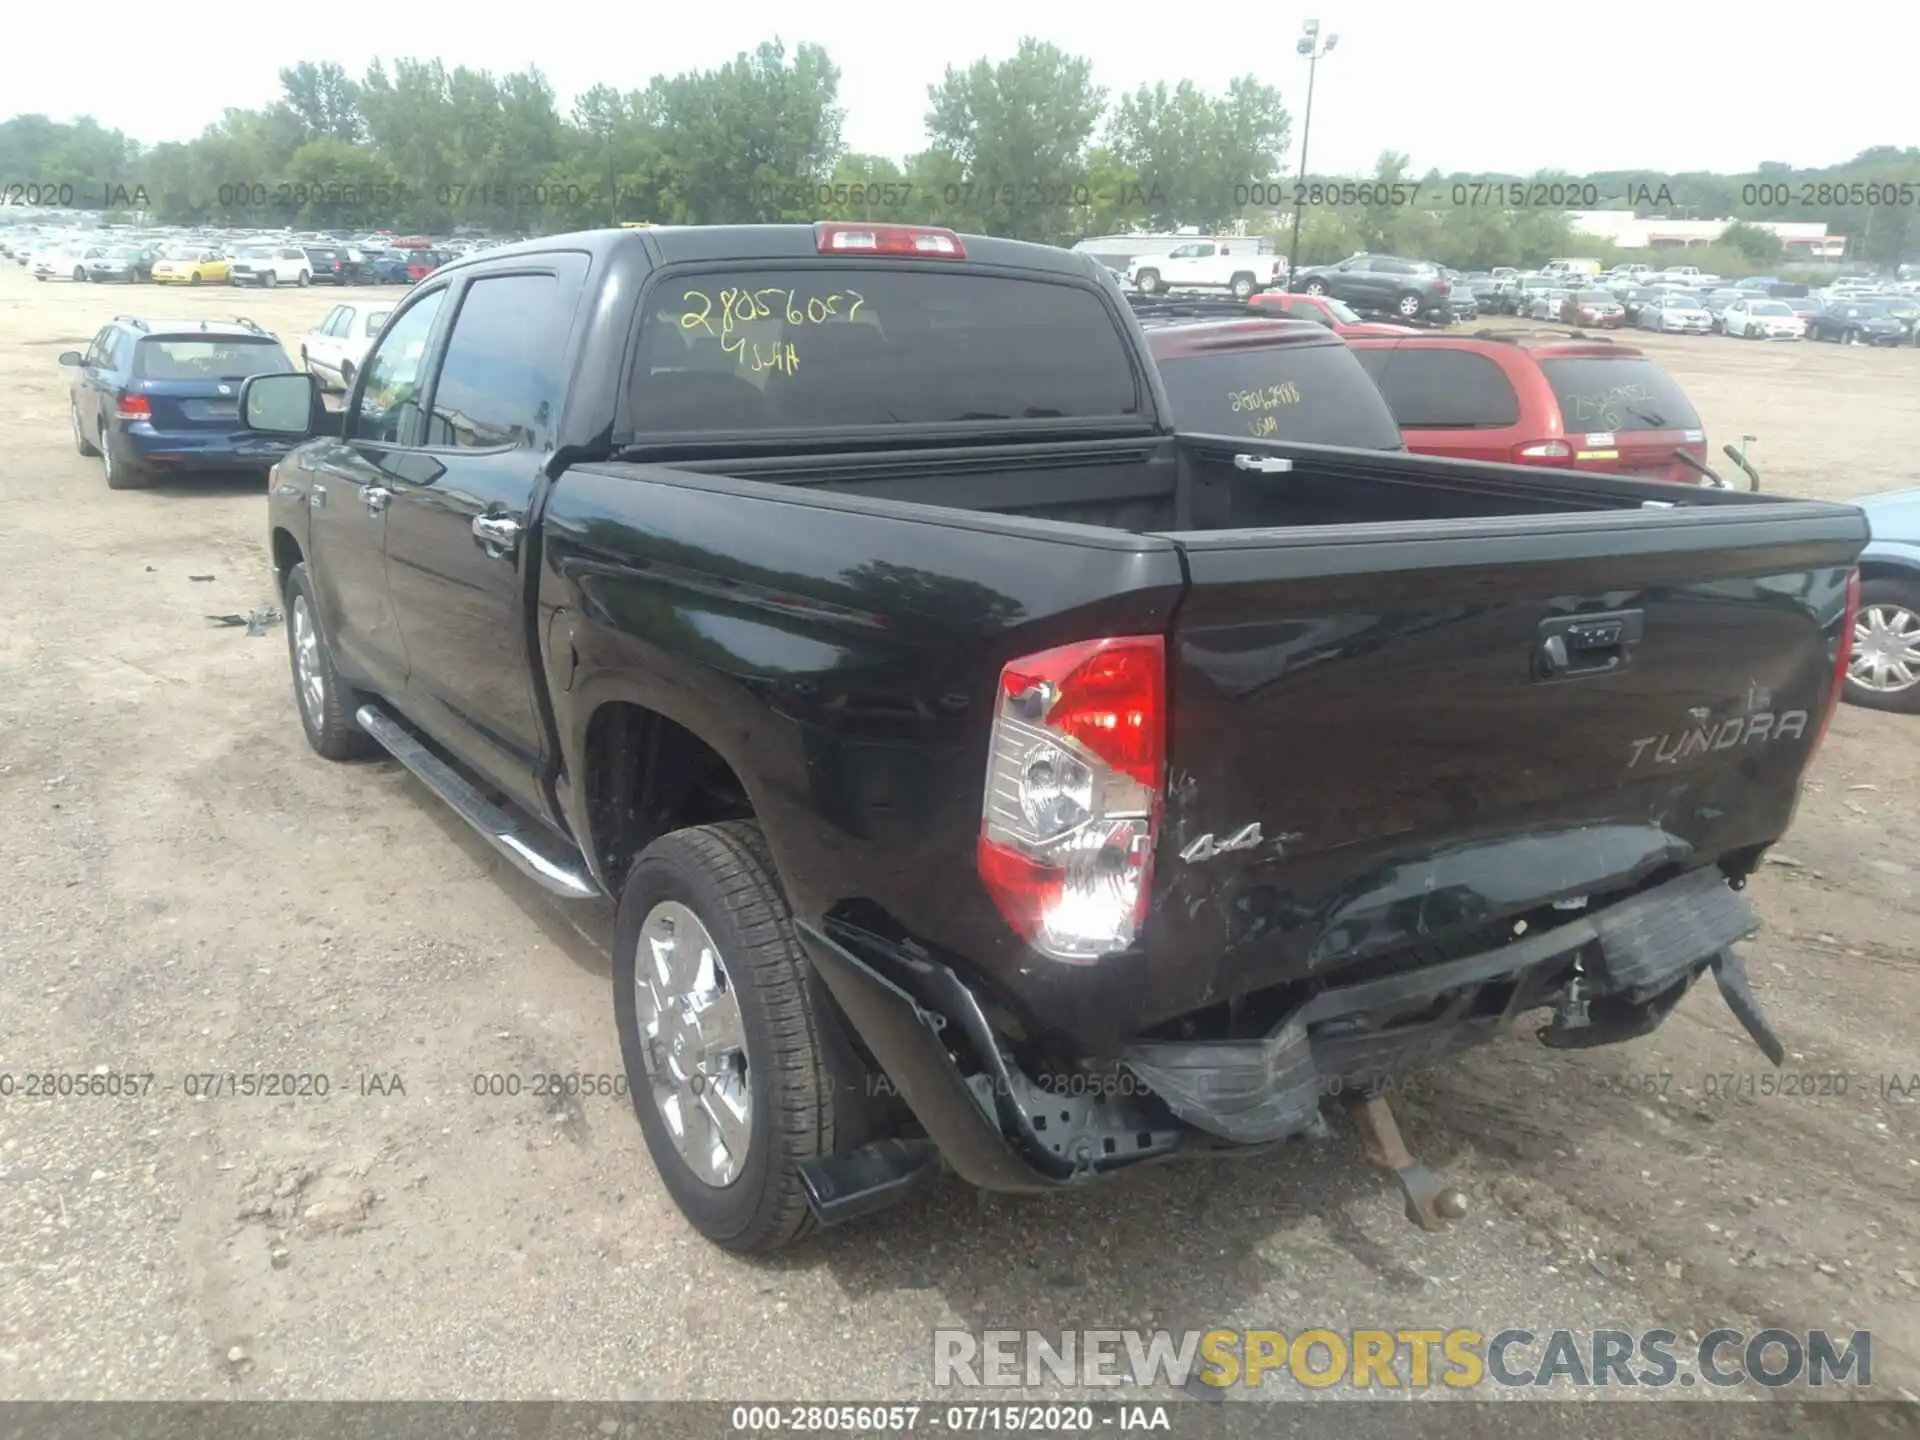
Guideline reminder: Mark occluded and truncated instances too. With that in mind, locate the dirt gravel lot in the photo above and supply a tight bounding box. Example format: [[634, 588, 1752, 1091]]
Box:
[[0, 265, 1915, 1418]]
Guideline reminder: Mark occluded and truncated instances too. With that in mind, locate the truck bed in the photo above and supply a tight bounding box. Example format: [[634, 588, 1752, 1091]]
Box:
[[614, 432, 1648, 535], [551, 436, 1864, 1052]]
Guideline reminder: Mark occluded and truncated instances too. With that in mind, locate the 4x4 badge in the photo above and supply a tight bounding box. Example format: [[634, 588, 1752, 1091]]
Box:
[[1180, 823, 1264, 864]]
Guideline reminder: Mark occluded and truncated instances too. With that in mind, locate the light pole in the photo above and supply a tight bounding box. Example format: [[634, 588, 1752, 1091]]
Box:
[[1287, 21, 1338, 281]]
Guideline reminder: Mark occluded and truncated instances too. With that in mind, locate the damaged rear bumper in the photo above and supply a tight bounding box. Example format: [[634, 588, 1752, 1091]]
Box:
[[1123, 866, 1765, 1144], [799, 866, 1773, 1199]]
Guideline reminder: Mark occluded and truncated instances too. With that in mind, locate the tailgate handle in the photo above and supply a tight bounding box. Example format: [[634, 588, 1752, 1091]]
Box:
[[1536, 609, 1644, 680], [1233, 454, 1293, 474]]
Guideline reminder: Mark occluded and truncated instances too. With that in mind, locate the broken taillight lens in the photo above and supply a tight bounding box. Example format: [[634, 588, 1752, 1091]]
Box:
[[977, 636, 1164, 962], [1808, 568, 1860, 761]]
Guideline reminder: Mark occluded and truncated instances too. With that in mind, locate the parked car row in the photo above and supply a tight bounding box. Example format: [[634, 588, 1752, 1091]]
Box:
[[1466, 265, 1920, 346], [1, 219, 486, 289]]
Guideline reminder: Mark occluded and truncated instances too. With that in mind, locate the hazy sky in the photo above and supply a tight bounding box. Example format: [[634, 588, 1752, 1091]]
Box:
[[10, 5, 1914, 175]]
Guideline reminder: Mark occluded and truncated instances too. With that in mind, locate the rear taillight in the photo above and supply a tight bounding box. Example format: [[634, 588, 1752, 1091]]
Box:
[[1809, 569, 1860, 760], [815, 222, 964, 258], [1512, 440, 1571, 463], [116, 392, 151, 420], [977, 636, 1164, 963]]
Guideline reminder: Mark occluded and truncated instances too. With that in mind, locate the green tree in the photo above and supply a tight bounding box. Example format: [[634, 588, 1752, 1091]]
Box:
[[639, 40, 844, 225], [1107, 76, 1288, 230], [1721, 220, 1783, 265], [280, 62, 363, 142], [922, 38, 1105, 241]]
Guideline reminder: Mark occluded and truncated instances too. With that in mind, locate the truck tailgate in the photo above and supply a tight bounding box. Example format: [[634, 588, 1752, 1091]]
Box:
[[1149, 503, 1866, 1017]]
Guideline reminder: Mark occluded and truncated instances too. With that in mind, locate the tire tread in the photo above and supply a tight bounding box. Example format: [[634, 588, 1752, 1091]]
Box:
[[623, 821, 834, 1252]]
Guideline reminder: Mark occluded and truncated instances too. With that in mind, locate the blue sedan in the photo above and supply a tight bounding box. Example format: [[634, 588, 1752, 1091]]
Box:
[[1849, 486, 1920, 712], [61, 317, 301, 489]]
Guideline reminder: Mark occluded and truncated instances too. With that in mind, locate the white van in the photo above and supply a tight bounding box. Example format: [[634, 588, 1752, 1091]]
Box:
[[1541, 258, 1603, 279]]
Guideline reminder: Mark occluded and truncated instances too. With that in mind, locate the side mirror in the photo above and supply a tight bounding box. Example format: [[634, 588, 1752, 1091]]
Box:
[[241, 372, 323, 437], [57, 351, 83, 366]]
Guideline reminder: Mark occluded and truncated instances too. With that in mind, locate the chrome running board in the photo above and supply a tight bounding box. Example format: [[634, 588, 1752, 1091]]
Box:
[[354, 703, 600, 899]]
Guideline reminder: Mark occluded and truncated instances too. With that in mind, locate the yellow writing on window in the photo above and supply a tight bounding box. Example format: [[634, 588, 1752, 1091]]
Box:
[[676, 286, 864, 378], [1247, 415, 1279, 438], [1228, 381, 1302, 413], [679, 286, 866, 338]]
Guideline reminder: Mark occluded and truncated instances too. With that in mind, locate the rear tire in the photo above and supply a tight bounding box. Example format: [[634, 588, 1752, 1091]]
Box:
[[71, 399, 100, 457], [102, 437, 148, 490], [613, 821, 836, 1254], [1230, 273, 1255, 300], [1303, 279, 1327, 296], [283, 563, 376, 760], [297, 270, 310, 287], [1845, 577, 1920, 715], [1134, 268, 1161, 295], [264, 271, 278, 289]]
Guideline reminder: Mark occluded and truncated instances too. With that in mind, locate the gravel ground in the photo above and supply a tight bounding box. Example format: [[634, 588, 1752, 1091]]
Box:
[[0, 266, 1914, 1423]]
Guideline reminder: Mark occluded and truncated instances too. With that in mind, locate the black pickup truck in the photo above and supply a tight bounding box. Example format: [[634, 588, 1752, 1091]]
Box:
[[245, 222, 1867, 1255]]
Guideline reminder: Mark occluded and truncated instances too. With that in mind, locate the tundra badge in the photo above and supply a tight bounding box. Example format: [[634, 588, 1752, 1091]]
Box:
[[1628, 709, 1808, 770]]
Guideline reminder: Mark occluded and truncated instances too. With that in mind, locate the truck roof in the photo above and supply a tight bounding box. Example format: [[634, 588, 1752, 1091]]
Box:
[[434, 224, 1108, 285]]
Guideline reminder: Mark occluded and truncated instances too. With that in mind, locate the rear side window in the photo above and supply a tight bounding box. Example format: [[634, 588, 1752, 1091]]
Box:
[[426, 273, 568, 450], [629, 269, 1141, 434], [133, 336, 289, 381], [1536, 358, 1702, 433], [1155, 343, 1403, 450], [1360, 348, 1521, 428]]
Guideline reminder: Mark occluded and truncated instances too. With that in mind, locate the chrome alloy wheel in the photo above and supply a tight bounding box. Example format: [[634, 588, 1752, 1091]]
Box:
[[634, 900, 752, 1186], [1851, 602, 1920, 695], [291, 593, 326, 724]]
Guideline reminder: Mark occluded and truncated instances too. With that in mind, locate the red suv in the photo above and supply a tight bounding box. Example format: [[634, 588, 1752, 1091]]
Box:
[[1346, 332, 1708, 483]]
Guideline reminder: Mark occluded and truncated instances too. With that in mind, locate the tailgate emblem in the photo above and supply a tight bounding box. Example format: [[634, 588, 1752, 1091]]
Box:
[[1180, 823, 1264, 864], [1628, 709, 1808, 769]]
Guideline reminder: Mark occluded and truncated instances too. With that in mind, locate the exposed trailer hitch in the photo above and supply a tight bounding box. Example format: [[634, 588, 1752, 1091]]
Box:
[[1344, 1091, 1471, 1231]]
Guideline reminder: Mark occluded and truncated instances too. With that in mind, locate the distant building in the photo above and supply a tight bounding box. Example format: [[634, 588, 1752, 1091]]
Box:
[[1569, 211, 1846, 259]]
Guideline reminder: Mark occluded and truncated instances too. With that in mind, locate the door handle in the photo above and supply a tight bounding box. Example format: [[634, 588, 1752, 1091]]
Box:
[[472, 513, 522, 557], [363, 485, 392, 514]]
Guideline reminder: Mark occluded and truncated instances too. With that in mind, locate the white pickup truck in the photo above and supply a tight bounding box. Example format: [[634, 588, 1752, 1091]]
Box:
[[1127, 241, 1288, 299], [1655, 264, 1721, 287]]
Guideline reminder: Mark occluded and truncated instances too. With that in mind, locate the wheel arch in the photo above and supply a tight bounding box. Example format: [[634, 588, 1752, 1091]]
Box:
[[270, 526, 305, 599], [574, 694, 760, 895]]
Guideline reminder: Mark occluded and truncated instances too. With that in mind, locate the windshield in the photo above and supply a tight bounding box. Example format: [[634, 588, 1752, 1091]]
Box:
[[1154, 342, 1404, 450], [1575, 291, 1613, 304], [133, 336, 291, 381], [1320, 298, 1362, 323], [1537, 358, 1703, 433], [1751, 302, 1793, 316], [629, 268, 1141, 434]]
